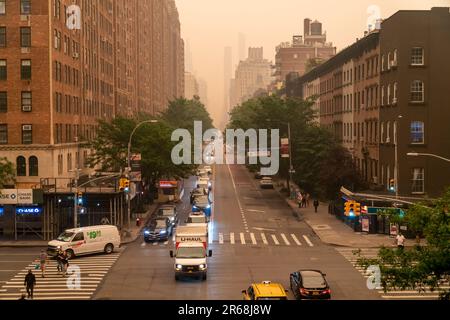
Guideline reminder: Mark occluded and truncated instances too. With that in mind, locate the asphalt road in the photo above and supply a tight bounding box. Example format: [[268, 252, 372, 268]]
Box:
[[93, 164, 381, 300]]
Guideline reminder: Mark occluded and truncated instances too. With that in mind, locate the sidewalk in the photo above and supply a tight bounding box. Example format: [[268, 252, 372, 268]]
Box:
[[274, 183, 417, 248], [0, 204, 159, 247]]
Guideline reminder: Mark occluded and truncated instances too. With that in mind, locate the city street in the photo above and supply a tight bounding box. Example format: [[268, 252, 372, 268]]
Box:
[[93, 164, 380, 300]]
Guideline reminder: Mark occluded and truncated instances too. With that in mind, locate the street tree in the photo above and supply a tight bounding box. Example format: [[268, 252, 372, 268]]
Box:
[[355, 187, 450, 300], [0, 157, 15, 190]]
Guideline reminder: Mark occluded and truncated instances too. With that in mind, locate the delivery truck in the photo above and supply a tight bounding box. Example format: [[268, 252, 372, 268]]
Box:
[[170, 225, 212, 281]]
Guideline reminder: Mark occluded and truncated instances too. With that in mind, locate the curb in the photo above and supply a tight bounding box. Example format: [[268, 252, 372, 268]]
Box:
[[120, 204, 160, 245], [0, 243, 48, 248]]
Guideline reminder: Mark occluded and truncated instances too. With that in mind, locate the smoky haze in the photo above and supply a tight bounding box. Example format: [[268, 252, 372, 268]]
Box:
[[176, 0, 448, 129]]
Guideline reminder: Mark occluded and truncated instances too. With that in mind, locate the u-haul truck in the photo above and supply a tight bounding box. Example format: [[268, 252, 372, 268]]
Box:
[[170, 226, 212, 281]]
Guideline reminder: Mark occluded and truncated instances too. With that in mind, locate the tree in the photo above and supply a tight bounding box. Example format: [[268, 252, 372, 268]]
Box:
[[305, 58, 324, 73], [355, 187, 450, 300], [0, 157, 15, 189]]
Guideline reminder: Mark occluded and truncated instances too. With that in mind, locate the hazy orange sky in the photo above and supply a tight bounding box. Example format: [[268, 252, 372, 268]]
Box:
[[176, 0, 449, 127]]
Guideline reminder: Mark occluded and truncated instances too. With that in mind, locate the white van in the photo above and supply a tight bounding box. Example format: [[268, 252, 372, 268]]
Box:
[[47, 225, 121, 259]]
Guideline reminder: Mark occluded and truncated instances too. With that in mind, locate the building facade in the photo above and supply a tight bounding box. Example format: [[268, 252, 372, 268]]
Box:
[[291, 8, 450, 198], [184, 71, 199, 100], [230, 47, 272, 106], [0, 0, 184, 189], [275, 18, 336, 84]]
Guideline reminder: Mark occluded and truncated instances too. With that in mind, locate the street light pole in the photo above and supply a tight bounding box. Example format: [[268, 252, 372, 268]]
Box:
[[407, 152, 450, 163], [287, 122, 294, 198], [126, 120, 158, 230]]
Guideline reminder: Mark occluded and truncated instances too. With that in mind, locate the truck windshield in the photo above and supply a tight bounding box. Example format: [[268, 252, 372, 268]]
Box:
[[177, 247, 205, 258], [56, 231, 75, 242], [189, 216, 206, 223]]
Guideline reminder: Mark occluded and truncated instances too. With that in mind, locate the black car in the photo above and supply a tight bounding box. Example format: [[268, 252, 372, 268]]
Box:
[[143, 217, 173, 242], [290, 270, 331, 300]]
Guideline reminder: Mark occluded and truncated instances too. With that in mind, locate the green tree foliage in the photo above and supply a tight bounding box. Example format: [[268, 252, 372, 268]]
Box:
[[228, 95, 364, 199], [355, 187, 450, 300], [305, 58, 324, 73], [0, 157, 15, 189], [159, 98, 213, 134]]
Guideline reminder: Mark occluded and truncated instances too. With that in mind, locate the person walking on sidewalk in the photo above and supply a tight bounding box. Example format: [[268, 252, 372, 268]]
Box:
[[305, 193, 310, 207], [24, 269, 36, 299], [396, 233, 406, 250], [39, 250, 48, 278], [301, 193, 307, 208], [313, 199, 319, 213], [296, 191, 303, 208]]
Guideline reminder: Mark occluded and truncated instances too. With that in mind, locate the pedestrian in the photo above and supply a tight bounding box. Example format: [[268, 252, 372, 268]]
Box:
[[39, 250, 48, 278], [301, 194, 307, 208], [56, 250, 64, 274], [19, 294, 26, 300], [313, 199, 319, 213], [297, 191, 303, 208], [24, 269, 36, 299], [305, 193, 310, 207], [61, 251, 69, 277], [396, 233, 406, 250]]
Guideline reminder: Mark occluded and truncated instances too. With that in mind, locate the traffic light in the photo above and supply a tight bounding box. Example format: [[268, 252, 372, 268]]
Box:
[[119, 178, 128, 192], [123, 179, 130, 193], [345, 201, 356, 217], [354, 202, 361, 216], [389, 179, 395, 192]]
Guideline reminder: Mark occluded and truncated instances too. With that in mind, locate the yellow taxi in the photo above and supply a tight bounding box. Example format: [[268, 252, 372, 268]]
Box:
[[242, 281, 288, 300]]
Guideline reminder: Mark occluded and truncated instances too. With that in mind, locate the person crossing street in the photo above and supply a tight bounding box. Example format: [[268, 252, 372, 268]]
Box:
[[24, 269, 36, 299]]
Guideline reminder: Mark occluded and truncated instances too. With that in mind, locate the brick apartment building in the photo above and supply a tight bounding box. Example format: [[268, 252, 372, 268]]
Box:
[[0, 0, 184, 189], [274, 18, 336, 85], [289, 8, 450, 198]]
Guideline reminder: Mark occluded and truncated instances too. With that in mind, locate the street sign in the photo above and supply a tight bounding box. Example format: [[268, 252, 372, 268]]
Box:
[[130, 153, 142, 182], [280, 138, 289, 158], [0, 189, 34, 205]]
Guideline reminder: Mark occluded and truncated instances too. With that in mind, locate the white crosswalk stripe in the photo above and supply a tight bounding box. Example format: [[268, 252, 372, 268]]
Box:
[[280, 233, 290, 246], [250, 233, 257, 245], [271, 234, 280, 245], [291, 234, 302, 246], [303, 235, 314, 247], [336, 248, 446, 300], [0, 253, 121, 300], [138, 232, 316, 247], [261, 233, 268, 245]]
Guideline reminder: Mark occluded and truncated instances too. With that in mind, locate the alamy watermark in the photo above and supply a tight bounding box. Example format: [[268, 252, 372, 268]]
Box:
[[171, 121, 280, 176], [66, 5, 82, 30]]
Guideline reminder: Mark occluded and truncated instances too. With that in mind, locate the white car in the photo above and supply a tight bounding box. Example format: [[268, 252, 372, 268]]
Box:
[[47, 225, 121, 259], [260, 177, 274, 189], [203, 166, 212, 174], [197, 177, 212, 190]]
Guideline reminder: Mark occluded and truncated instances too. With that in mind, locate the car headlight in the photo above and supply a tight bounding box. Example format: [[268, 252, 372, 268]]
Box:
[[57, 246, 61, 249], [206, 204, 211, 209], [199, 264, 207, 270], [144, 230, 150, 235], [159, 230, 167, 234], [193, 205, 198, 209], [170, 217, 175, 221], [176, 264, 182, 270]]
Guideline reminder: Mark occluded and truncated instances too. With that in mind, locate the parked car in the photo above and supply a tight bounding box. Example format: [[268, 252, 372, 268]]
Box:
[[289, 270, 331, 300], [197, 177, 212, 191], [190, 188, 209, 204], [260, 177, 274, 189], [156, 204, 178, 227], [144, 217, 173, 242]]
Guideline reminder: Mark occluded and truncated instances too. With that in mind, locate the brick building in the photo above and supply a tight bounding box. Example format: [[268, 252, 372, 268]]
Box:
[[0, 0, 184, 188], [290, 8, 450, 198]]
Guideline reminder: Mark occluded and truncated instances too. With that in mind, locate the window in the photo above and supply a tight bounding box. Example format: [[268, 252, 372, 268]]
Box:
[[17, 156, 26, 176], [393, 49, 398, 64], [387, 52, 391, 70], [381, 86, 384, 106], [67, 153, 72, 172], [411, 47, 424, 65], [411, 121, 425, 144], [21, 0, 31, 15], [20, 27, 31, 47], [21, 60, 31, 79], [387, 84, 391, 105], [22, 124, 32, 144], [411, 168, 425, 194], [54, 0, 61, 19], [0, 124, 6, 144], [410, 80, 424, 102], [21, 91, 32, 112], [72, 232, 84, 242], [393, 121, 397, 145], [0, 0, 5, 15], [0, 92, 6, 112], [58, 154, 63, 175], [0, 27, 6, 47], [386, 121, 391, 143], [380, 122, 384, 143], [29, 156, 38, 176], [0, 60, 6, 80], [393, 83, 398, 103]]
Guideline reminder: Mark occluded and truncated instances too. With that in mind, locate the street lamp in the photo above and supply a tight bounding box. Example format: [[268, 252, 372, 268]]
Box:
[[407, 152, 450, 163], [126, 120, 158, 230]]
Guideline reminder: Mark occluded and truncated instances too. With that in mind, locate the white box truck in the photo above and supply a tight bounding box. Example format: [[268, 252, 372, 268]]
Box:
[[170, 225, 212, 281]]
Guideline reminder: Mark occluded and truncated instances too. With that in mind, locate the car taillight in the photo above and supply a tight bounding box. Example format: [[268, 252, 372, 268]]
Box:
[[300, 288, 308, 294], [322, 289, 331, 294]]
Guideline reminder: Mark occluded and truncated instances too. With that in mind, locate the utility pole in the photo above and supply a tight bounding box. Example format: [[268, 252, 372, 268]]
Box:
[[287, 122, 295, 198]]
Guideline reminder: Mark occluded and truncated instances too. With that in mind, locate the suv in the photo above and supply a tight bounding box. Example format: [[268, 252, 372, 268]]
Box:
[[242, 281, 288, 300], [156, 204, 178, 227]]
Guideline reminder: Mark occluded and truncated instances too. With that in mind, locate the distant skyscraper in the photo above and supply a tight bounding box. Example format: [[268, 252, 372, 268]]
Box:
[[185, 72, 199, 99], [185, 39, 194, 73], [238, 33, 246, 62], [224, 46, 233, 116], [198, 78, 208, 107]]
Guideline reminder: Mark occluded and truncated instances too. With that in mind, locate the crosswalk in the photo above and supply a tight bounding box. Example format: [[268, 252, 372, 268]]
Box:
[[141, 232, 316, 247], [337, 248, 448, 300], [0, 253, 121, 300]]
